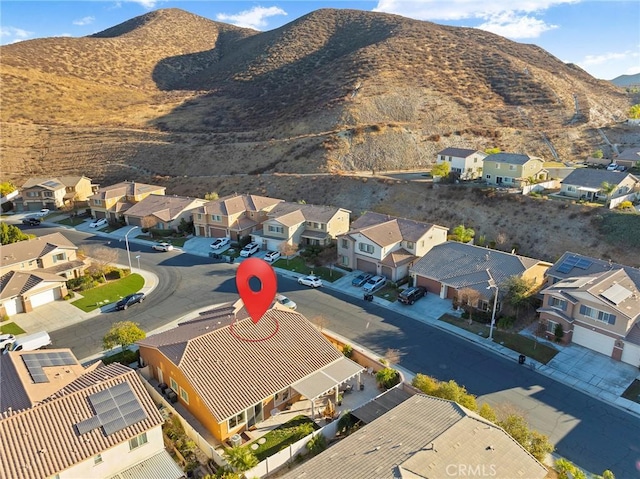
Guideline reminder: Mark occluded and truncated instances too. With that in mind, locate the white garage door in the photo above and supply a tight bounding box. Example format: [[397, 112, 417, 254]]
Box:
[[3, 297, 23, 316], [30, 288, 61, 308], [572, 325, 615, 357], [621, 342, 640, 367]]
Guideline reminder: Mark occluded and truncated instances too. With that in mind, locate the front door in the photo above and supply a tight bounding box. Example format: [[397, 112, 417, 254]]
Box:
[[247, 401, 264, 427]]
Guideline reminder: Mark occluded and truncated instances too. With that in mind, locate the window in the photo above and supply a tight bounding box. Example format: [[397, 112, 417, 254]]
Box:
[[341, 255, 349, 266], [341, 239, 348, 249], [448, 156, 452, 161], [358, 243, 374, 254], [567, 186, 576, 192], [93, 199, 103, 206], [197, 213, 202, 220], [94, 454, 103, 465], [495, 164, 500, 169], [548, 297, 567, 311], [579, 305, 616, 324], [268, 225, 284, 234], [53, 253, 65, 263], [228, 411, 245, 429], [474, 158, 478, 163], [180, 387, 189, 404], [509, 164, 516, 171], [211, 215, 222, 222], [406, 241, 415, 250], [44, 191, 53, 197], [486, 175, 491, 179], [170, 378, 178, 392], [546, 320, 558, 334], [129, 432, 148, 451]]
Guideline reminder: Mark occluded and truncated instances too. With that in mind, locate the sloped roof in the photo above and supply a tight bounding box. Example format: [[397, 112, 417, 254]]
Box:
[[437, 147, 485, 158], [22, 176, 90, 190], [0, 270, 66, 300], [561, 168, 638, 188], [202, 194, 283, 216], [269, 202, 350, 224], [0, 232, 77, 268], [616, 147, 640, 162], [279, 394, 547, 479], [485, 152, 540, 165], [0, 363, 163, 479], [107, 450, 184, 479], [89, 181, 165, 200], [345, 212, 447, 246], [138, 307, 345, 421], [124, 194, 204, 221], [410, 242, 545, 297], [547, 252, 640, 288]]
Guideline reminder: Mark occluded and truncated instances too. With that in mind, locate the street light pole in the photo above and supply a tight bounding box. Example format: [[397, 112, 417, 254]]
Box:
[[486, 269, 499, 341], [135, 255, 141, 273], [124, 226, 139, 273]]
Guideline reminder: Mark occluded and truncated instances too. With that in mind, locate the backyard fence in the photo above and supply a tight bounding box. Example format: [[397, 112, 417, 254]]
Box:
[[522, 180, 558, 195], [608, 192, 638, 209]]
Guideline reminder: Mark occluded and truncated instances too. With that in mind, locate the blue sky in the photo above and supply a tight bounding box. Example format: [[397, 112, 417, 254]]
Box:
[[1, 1, 638, 80]]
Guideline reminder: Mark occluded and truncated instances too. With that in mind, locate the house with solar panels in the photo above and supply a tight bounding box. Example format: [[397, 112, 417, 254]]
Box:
[[18, 176, 94, 212], [538, 252, 640, 366], [436, 147, 487, 180], [0, 349, 183, 479]]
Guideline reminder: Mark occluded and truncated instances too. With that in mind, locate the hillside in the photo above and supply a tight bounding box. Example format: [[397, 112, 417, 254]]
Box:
[[0, 7, 632, 184], [611, 73, 640, 87]]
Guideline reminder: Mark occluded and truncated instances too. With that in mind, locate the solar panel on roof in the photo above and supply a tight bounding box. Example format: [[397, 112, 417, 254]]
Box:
[[22, 351, 77, 384], [76, 382, 148, 436], [556, 262, 574, 274], [564, 256, 579, 266], [575, 259, 593, 269]]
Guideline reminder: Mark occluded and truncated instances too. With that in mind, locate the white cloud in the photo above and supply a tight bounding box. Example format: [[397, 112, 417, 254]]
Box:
[[0, 26, 34, 43], [581, 51, 633, 66], [127, 0, 159, 9], [73, 16, 95, 26], [374, 0, 575, 38], [216, 6, 287, 30]]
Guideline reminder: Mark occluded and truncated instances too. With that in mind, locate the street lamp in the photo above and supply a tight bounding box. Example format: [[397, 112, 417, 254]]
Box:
[[124, 226, 139, 273], [135, 255, 141, 273], [486, 269, 499, 341]]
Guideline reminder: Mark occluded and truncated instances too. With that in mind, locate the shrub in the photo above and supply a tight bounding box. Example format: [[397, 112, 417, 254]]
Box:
[[63, 291, 75, 300], [306, 433, 327, 456], [617, 200, 633, 210], [1, 314, 9, 323], [497, 316, 515, 330], [554, 323, 564, 342], [342, 344, 353, 358], [376, 367, 401, 389]]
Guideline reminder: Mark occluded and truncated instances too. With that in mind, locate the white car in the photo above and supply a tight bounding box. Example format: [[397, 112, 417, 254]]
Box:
[[152, 242, 174, 252], [89, 217, 108, 228], [210, 237, 230, 249], [606, 163, 618, 171], [298, 275, 323, 288], [362, 275, 386, 293], [276, 294, 297, 311], [36, 208, 50, 217], [0, 334, 16, 351], [239, 242, 260, 257], [264, 250, 281, 263]]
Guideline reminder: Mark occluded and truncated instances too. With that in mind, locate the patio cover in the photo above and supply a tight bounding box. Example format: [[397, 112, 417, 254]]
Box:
[[292, 356, 364, 400]]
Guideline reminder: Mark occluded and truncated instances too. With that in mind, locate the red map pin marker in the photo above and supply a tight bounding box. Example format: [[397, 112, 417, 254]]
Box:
[[236, 257, 277, 324]]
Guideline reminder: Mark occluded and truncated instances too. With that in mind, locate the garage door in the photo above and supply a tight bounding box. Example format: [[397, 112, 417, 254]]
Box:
[[209, 227, 226, 238], [621, 342, 640, 367], [356, 258, 377, 274], [3, 297, 23, 316], [572, 325, 615, 357], [30, 288, 61, 309]]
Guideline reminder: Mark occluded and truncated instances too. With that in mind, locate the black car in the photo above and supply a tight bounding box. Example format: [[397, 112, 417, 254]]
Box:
[[22, 217, 41, 226], [398, 286, 426, 305], [115, 293, 145, 310]]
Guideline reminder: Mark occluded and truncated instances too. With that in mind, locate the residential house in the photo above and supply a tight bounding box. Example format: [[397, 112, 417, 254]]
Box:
[[123, 194, 206, 231], [559, 168, 639, 202], [483, 153, 546, 187], [137, 302, 364, 444], [436, 147, 487, 180], [252, 202, 351, 251], [614, 147, 640, 169], [18, 176, 94, 212], [538, 252, 640, 366], [410, 242, 551, 308], [0, 233, 86, 316], [0, 351, 181, 479], [89, 181, 166, 223], [279, 393, 547, 479], [337, 212, 448, 281], [193, 194, 283, 240]]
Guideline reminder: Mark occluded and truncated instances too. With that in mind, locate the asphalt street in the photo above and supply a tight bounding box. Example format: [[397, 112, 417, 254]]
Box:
[[24, 225, 640, 477]]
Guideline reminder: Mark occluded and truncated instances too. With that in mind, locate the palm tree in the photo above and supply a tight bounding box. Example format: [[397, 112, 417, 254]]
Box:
[[600, 181, 617, 199], [451, 224, 475, 243], [224, 446, 258, 472]]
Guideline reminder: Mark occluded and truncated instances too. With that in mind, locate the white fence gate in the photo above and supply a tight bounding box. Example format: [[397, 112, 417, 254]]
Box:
[[522, 180, 559, 195]]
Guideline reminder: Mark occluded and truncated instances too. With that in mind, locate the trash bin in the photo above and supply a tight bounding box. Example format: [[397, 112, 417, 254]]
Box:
[[518, 354, 526, 365], [364, 293, 374, 302]]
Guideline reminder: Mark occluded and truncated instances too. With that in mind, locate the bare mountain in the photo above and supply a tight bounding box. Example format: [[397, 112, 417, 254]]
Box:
[[0, 7, 631, 184], [610, 73, 640, 87]]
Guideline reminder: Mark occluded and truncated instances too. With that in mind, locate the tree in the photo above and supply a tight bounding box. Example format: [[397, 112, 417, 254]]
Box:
[[501, 276, 535, 320], [498, 414, 554, 462], [376, 367, 401, 389], [478, 403, 497, 422], [435, 380, 478, 411], [223, 446, 258, 472], [279, 242, 298, 265], [204, 191, 219, 201], [103, 321, 145, 352], [592, 149, 604, 159], [86, 246, 119, 282], [485, 147, 501, 155], [457, 287, 481, 324], [0, 181, 17, 197], [628, 104, 640, 119], [0, 222, 33, 244], [600, 181, 617, 198], [554, 323, 564, 342], [451, 224, 475, 243], [431, 162, 450, 178]]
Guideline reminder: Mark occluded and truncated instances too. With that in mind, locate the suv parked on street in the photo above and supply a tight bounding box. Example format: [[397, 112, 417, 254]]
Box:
[[362, 275, 386, 293], [398, 286, 426, 305]]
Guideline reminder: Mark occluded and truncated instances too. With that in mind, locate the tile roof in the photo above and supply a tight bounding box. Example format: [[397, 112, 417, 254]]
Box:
[[269, 202, 350, 224], [202, 194, 283, 216], [107, 450, 185, 479], [561, 168, 638, 188], [616, 147, 640, 162], [22, 176, 90, 190], [410, 242, 545, 297], [547, 252, 640, 288], [0, 232, 77, 268], [485, 152, 540, 165], [280, 394, 547, 479], [437, 147, 485, 158], [138, 307, 344, 421], [346, 211, 446, 246], [0, 362, 163, 479], [124, 194, 204, 221], [89, 181, 165, 200], [625, 323, 640, 346], [0, 270, 67, 300], [380, 249, 415, 267]]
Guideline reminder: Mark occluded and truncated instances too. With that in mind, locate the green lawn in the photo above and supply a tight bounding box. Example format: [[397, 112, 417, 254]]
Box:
[[1, 322, 26, 335], [253, 415, 319, 461], [622, 379, 640, 404], [438, 314, 559, 364], [56, 217, 87, 227], [375, 284, 398, 302], [71, 274, 145, 312], [272, 257, 344, 283]]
